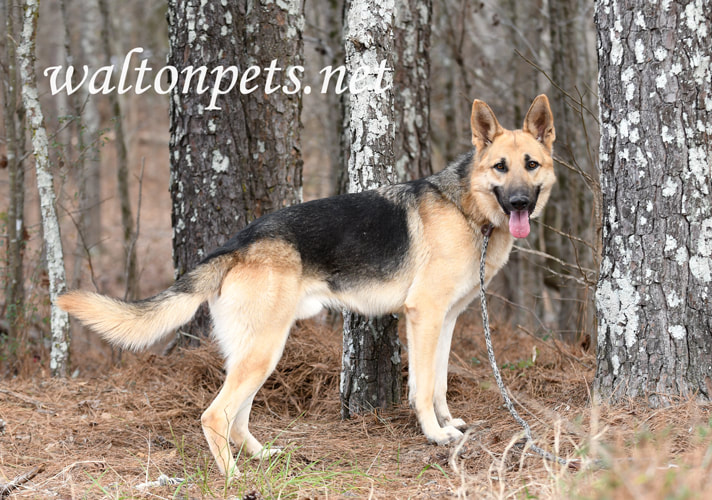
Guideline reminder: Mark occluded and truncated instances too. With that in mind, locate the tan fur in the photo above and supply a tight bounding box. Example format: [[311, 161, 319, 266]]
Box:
[[57, 95, 556, 476], [55, 255, 234, 350]]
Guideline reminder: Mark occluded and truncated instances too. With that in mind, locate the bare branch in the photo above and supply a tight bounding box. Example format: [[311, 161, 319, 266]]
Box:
[[59, 202, 102, 293], [0, 464, 45, 498], [124, 158, 145, 301], [513, 246, 594, 283]]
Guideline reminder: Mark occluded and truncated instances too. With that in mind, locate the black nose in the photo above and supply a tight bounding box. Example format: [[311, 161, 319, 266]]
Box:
[[509, 194, 530, 211]]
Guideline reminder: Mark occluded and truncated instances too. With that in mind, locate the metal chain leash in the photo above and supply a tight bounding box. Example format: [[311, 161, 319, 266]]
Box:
[[479, 224, 570, 467]]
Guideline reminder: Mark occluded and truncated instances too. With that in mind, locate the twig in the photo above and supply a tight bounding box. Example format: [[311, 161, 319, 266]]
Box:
[[485, 290, 555, 335], [516, 324, 591, 369], [512, 246, 593, 283], [570, 230, 597, 288], [514, 49, 599, 123], [0, 387, 55, 413], [17, 108, 84, 164], [536, 219, 596, 250], [60, 202, 101, 293], [124, 158, 145, 301], [303, 35, 335, 59], [552, 154, 598, 195], [0, 464, 44, 498]]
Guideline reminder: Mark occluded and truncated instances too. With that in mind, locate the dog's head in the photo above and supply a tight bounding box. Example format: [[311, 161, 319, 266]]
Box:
[[468, 95, 556, 239]]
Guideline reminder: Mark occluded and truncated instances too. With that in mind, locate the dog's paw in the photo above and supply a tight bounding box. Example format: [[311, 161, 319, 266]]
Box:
[[446, 418, 467, 431], [428, 425, 464, 445], [253, 446, 283, 459]]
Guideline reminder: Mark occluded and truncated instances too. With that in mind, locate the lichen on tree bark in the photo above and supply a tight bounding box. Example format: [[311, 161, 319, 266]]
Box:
[[594, 0, 712, 406], [340, 0, 401, 419], [167, 0, 304, 343], [17, 0, 71, 377]]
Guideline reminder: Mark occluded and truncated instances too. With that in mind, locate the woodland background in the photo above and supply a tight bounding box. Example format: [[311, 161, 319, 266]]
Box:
[[0, 0, 598, 367], [2, 0, 711, 498]]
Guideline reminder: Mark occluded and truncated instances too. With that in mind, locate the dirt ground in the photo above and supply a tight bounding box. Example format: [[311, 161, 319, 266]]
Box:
[[3, 311, 712, 499]]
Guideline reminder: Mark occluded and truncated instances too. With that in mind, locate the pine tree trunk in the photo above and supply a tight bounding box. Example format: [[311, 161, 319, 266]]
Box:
[[310, 0, 345, 196], [2, 0, 25, 340], [340, 0, 401, 419], [546, 0, 597, 342], [594, 0, 712, 406], [78, 0, 102, 251], [502, 0, 549, 335], [98, 0, 137, 300], [393, 0, 432, 181], [61, 0, 102, 289], [167, 0, 304, 343], [18, 0, 71, 377]]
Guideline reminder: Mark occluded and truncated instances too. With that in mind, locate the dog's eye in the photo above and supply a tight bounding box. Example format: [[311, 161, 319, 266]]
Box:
[[493, 161, 507, 172], [526, 160, 539, 171]]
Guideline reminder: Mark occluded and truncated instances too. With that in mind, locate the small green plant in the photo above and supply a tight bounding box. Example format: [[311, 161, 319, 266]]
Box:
[[501, 347, 539, 372]]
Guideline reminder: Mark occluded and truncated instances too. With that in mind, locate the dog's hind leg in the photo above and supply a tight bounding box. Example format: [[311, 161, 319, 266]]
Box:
[[229, 394, 282, 458], [202, 317, 293, 475], [229, 395, 260, 454], [201, 260, 299, 476]]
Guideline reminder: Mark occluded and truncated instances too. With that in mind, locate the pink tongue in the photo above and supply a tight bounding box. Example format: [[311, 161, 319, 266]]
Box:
[[509, 210, 530, 238]]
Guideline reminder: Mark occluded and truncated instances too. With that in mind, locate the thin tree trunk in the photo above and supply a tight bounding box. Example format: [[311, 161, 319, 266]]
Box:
[[2, 0, 25, 340], [546, 0, 596, 342], [167, 0, 304, 344], [59, 0, 92, 290], [393, 0, 432, 181], [340, 0, 401, 419], [594, 0, 712, 405], [17, 0, 70, 377], [61, 0, 102, 286], [312, 0, 346, 196], [97, 0, 137, 300], [503, 0, 548, 334], [78, 0, 102, 250]]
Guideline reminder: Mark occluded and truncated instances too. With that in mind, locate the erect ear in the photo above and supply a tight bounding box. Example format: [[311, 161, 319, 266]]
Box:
[[523, 94, 555, 151], [471, 99, 504, 151]]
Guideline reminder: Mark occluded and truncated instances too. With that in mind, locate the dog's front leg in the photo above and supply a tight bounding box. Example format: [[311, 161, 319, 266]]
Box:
[[433, 314, 467, 430], [405, 304, 464, 445]]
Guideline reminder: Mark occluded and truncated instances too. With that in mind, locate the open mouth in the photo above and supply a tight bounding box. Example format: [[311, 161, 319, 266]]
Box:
[[493, 186, 540, 239], [508, 210, 530, 238]]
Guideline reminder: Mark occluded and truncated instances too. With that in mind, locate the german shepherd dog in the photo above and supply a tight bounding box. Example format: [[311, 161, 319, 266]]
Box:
[[58, 95, 556, 475]]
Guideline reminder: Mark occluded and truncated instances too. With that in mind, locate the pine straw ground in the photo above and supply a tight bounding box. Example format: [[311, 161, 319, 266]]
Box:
[[2, 313, 712, 499]]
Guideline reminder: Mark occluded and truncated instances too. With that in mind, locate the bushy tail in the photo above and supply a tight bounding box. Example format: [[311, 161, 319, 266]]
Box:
[[56, 255, 233, 350]]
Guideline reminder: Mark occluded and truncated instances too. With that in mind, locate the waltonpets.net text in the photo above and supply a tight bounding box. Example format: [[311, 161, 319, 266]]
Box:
[[43, 47, 392, 110]]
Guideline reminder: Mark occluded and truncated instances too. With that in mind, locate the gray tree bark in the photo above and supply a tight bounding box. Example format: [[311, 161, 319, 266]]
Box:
[[393, 0, 432, 181], [98, 0, 138, 300], [77, 0, 102, 251], [340, 0, 401, 419], [502, 0, 549, 335], [167, 0, 304, 343], [546, 0, 597, 341], [594, 0, 712, 405], [2, 0, 26, 340], [18, 0, 71, 377], [61, 0, 103, 290]]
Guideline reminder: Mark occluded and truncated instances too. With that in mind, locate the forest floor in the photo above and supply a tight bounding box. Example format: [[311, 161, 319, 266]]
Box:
[[2, 311, 712, 499]]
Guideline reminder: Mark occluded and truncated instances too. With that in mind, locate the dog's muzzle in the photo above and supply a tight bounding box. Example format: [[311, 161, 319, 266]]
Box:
[[493, 186, 541, 238]]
